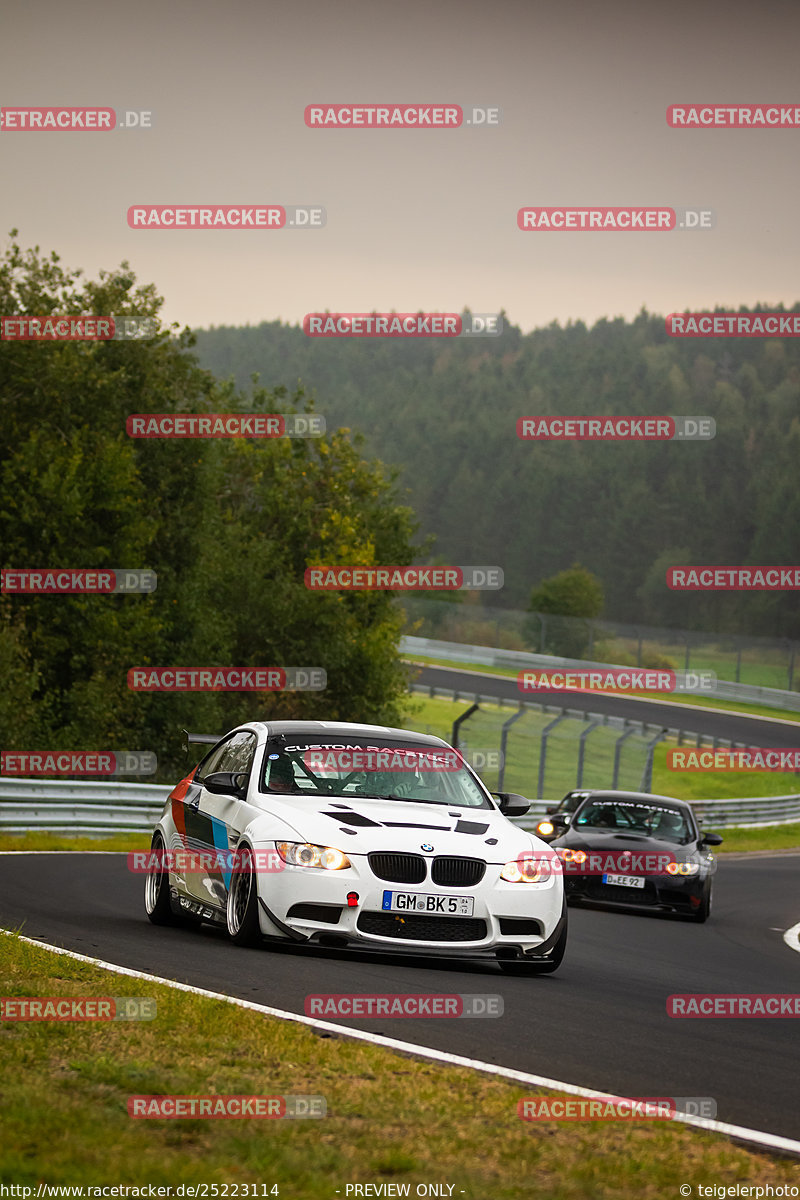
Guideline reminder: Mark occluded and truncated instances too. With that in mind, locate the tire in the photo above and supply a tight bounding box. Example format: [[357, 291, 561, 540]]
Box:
[[226, 844, 262, 946], [498, 907, 568, 976], [688, 881, 712, 923], [144, 832, 175, 925]]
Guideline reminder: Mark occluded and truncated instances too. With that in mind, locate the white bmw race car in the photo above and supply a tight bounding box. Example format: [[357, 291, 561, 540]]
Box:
[[144, 720, 567, 974]]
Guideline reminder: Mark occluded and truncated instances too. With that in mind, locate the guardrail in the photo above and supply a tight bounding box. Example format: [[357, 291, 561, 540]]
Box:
[[401, 634, 800, 713], [1, 777, 798, 835], [0, 779, 170, 834]]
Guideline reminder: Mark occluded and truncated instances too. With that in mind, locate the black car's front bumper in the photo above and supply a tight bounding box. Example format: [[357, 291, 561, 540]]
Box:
[[563, 871, 708, 914]]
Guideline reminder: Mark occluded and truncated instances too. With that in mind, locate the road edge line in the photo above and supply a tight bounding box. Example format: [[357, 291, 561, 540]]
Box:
[[783, 921, 800, 955]]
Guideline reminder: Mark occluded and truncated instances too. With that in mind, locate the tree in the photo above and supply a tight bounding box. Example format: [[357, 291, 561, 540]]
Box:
[[0, 234, 421, 777], [524, 564, 604, 658]]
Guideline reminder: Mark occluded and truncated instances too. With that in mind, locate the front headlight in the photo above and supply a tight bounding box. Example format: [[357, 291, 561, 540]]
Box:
[[536, 821, 555, 837], [276, 842, 351, 870], [500, 855, 552, 883], [555, 847, 587, 865], [666, 861, 700, 876]]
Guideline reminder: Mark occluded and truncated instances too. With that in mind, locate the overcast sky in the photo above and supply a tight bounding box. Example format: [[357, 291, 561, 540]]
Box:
[[2, 0, 798, 333]]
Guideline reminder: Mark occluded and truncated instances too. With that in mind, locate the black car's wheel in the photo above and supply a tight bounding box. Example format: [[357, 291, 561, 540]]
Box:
[[688, 881, 712, 923], [498, 907, 568, 975], [226, 844, 261, 946], [144, 832, 174, 925]]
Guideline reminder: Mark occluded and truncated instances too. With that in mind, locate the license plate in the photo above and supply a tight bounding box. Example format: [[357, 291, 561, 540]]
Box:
[[382, 890, 475, 916], [603, 873, 645, 889]]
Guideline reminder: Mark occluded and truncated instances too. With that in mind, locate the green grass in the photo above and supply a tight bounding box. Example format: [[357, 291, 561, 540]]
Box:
[[404, 655, 800, 725], [1, 933, 799, 1194], [709, 822, 800, 853], [597, 636, 795, 691], [0, 831, 149, 853]]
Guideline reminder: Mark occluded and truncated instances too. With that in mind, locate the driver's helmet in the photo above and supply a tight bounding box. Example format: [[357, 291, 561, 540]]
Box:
[[655, 810, 684, 838], [369, 770, 410, 795]]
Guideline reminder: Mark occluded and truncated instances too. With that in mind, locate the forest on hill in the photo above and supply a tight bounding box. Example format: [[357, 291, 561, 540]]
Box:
[[194, 308, 800, 637]]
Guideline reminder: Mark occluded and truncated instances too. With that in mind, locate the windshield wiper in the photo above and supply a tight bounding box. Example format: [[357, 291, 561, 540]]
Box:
[[356, 792, 413, 802], [355, 792, 461, 806]]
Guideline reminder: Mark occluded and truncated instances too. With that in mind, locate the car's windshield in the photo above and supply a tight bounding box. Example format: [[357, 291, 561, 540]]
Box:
[[574, 800, 691, 842], [260, 737, 493, 809], [562, 791, 590, 813]]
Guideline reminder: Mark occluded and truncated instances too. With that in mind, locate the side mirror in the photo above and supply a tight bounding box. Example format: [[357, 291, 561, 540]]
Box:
[[493, 792, 531, 817], [549, 813, 569, 829], [203, 771, 247, 797], [700, 831, 723, 847]]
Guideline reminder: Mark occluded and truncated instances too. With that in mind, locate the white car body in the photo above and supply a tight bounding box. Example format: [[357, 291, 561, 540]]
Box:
[[145, 720, 566, 968]]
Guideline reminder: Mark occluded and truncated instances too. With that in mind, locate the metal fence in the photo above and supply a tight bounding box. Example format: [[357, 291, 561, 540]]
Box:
[[411, 683, 800, 829], [451, 699, 666, 797], [399, 597, 800, 693]]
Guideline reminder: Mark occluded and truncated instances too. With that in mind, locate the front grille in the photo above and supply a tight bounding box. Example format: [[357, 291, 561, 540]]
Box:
[[585, 879, 658, 905], [357, 910, 486, 942], [368, 852, 427, 884], [431, 856, 486, 887], [286, 903, 342, 924]]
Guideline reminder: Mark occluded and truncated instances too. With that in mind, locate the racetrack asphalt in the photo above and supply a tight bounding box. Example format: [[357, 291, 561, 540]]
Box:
[[1, 852, 798, 1141], [412, 663, 800, 745]]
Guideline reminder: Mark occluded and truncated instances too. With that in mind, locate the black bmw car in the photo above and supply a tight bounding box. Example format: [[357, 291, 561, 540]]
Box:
[[534, 789, 592, 842], [548, 789, 722, 922]]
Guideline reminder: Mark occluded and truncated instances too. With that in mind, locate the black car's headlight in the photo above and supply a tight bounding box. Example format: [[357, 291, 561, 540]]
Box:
[[555, 847, 587, 864], [276, 842, 351, 870], [665, 861, 700, 876]]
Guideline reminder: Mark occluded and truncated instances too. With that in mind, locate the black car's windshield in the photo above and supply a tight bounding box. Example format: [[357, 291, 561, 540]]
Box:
[[574, 800, 691, 843], [260, 737, 492, 809]]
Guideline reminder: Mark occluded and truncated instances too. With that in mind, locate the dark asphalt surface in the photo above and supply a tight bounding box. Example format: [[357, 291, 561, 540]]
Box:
[[1, 852, 798, 1141], [414, 663, 800, 746]]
